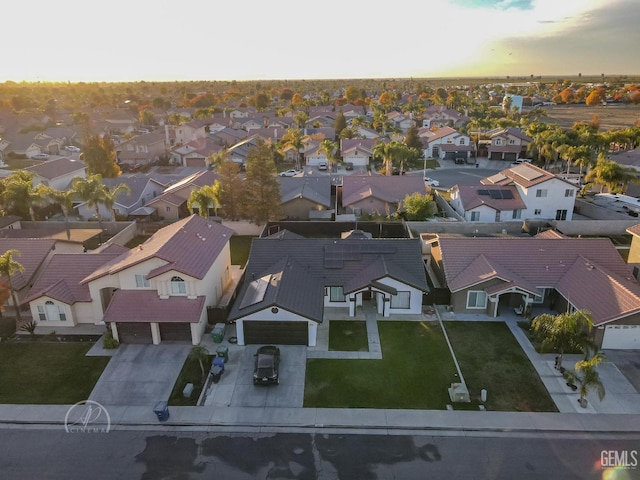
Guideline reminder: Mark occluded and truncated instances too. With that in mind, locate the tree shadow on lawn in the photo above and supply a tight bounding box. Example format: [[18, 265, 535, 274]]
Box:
[[304, 321, 458, 409]]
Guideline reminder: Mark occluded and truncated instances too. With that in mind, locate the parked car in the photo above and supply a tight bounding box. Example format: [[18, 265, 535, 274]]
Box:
[[454, 157, 465, 164], [424, 176, 440, 187], [32, 153, 50, 160], [253, 345, 280, 385], [279, 169, 302, 177], [345, 162, 354, 171], [318, 162, 328, 171], [510, 158, 532, 167], [65, 146, 81, 152]]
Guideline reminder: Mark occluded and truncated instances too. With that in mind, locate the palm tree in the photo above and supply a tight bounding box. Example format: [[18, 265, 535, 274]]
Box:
[[39, 186, 77, 240], [531, 309, 595, 370], [373, 141, 409, 176], [189, 345, 210, 383], [187, 184, 220, 218], [102, 182, 131, 222], [72, 175, 113, 229], [565, 352, 606, 408], [0, 249, 25, 324], [282, 128, 304, 170], [318, 139, 337, 170], [584, 154, 640, 193], [0, 171, 43, 222]]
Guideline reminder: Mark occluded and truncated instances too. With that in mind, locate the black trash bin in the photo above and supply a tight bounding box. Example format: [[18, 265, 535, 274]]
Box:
[[153, 401, 170, 422]]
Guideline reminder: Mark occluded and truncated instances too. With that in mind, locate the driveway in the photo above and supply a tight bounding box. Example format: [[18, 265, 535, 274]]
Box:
[[89, 344, 190, 407], [602, 350, 640, 393]]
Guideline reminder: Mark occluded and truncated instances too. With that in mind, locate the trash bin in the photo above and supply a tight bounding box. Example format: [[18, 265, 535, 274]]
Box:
[[210, 365, 223, 384], [216, 345, 229, 363], [153, 401, 170, 422], [213, 356, 225, 374], [211, 323, 225, 343]]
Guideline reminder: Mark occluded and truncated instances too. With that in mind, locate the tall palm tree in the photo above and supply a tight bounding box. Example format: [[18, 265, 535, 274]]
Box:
[[0, 171, 43, 222], [565, 352, 606, 408], [318, 139, 337, 170], [39, 186, 77, 240], [72, 175, 109, 229], [0, 249, 25, 324], [531, 309, 595, 370], [584, 154, 640, 193], [373, 141, 407, 176], [102, 182, 131, 222], [282, 128, 304, 170], [187, 184, 220, 218]]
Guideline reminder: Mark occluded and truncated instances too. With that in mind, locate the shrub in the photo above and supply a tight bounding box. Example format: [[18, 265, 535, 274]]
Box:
[[20, 320, 38, 335], [102, 330, 119, 349]]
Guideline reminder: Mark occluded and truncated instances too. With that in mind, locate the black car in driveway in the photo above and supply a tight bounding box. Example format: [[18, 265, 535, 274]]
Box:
[[253, 345, 280, 385]]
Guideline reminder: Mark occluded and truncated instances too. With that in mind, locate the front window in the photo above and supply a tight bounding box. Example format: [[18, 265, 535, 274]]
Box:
[[170, 276, 186, 294], [165, 206, 171, 213], [470, 211, 480, 221], [512, 209, 522, 219], [37, 305, 46, 321], [565, 189, 574, 197], [534, 209, 542, 215], [329, 286, 345, 302], [466, 291, 487, 309], [555, 209, 567, 220], [459, 138, 465, 145], [495, 139, 502, 145], [508, 139, 515, 145], [391, 291, 411, 309], [135, 274, 150, 288], [536, 189, 547, 197]]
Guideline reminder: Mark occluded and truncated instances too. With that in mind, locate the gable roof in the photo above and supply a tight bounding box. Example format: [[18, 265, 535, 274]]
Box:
[[228, 237, 428, 323], [82, 215, 233, 283], [482, 163, 577, 189], [342, 175, 426, 206], [102, 290, 205, 323], [0, 238, 56, 290], [437, 236, 640, 325], [24, 157, 86, 180], [278, 177, 332, 207], [455, 185, 526, 212]]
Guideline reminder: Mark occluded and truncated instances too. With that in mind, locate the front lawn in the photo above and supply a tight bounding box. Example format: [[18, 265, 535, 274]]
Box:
[[445, 322, 557, 412], [168, 354, 214, 406], [329, 321, 368, 352], [0, 343, 110, 404], [230, 235, 255, 267], [305, 321, 457, 409]]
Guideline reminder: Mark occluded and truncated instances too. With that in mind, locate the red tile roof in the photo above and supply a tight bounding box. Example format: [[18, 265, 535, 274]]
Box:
[[626, 224, 640, 237], [102, 290, 205, 323], [438, 236, 640, 325], [82, 215, 233, 283], [342, 175, 426, 206], [0, 238, 56, 290]]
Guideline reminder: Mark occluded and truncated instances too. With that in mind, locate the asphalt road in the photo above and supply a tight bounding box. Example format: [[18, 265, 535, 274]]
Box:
[[1, 428, 639, 480]]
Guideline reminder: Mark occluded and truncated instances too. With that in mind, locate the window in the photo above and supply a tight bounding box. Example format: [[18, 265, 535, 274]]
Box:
[[329, 286, 345, 302], [555, 209, 567, 220], [512, 209, 522, 219], [165, 206, 171, 213], [470, 211, 480, 221], [391, 291, 411, 309], [459, 138, 465, 145], [536, 189, 547, 197], [508, 139, 515, 145], [38, 301, 66, 321], [37, 305, 46, 321], [534, 209, 542, 215], [495, 139, 502, 145], [170, 276, 186, 294], [565, 189, 574, 197], [135, 274, 150, 288], [466, 291, 487, 309]]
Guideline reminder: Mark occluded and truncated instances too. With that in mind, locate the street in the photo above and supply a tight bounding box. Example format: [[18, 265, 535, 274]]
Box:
[[1, 427, 638, 479]]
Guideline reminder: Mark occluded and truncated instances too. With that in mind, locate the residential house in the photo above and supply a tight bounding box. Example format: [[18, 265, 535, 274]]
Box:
[[341, 174, 426, 216], [80, 215, 237, 345], [387, 111, 415, 133], [171, 137, 223, 168], [146, 170, 219, 221], [481, 163, 578, 221], [227, 234, 429, 345], [419, 126, 472, 160], [0, 215, 21, 230], [100, 175, 167, 219], [24, 157, 87, 191], [484, 127, 532, 162], [340, 138, 377, 167], [278, 176, 333, 220], [115, 131, 167, 167], [449, 185, 527, 222], [421, 106, 470, 129], [173, 118, 212, 145], [430, 234, 640, 350]]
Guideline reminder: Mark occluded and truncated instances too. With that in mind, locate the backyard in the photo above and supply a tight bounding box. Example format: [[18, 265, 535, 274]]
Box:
[[0, 342, 110, 404], [230, 235, 255, 267]]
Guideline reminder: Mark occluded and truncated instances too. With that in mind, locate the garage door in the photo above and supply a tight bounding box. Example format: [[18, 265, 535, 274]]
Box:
[[602, 325, 640, 350], [243, 321, 308, 345], [159, 323, 192, 342], [490, 151, 502, 160], [504, 152, 517, 161], [117, 323, 153, 344]]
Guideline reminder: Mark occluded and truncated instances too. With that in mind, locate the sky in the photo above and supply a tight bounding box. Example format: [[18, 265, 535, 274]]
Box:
[[3, 0, 639, 83]]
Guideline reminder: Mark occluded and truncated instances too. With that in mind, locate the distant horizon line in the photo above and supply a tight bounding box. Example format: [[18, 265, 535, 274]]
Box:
[[2, 73, 640, 85]]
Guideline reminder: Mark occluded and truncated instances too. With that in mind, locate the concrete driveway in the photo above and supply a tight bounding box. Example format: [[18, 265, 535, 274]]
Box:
[[89, 344, 190, 407], [602, 350, 640, 393], [204, 345, 307, 408]]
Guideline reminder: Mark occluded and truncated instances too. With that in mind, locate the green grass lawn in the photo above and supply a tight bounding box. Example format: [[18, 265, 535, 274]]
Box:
[[329, 321, 368, 352], [445, 322, 557, 412], [305, 321, 458, 409], [0, 343, 110, 404], [0, 317, 16, 339], [168, 354, 214, 406], [230, 235, 255, 267]]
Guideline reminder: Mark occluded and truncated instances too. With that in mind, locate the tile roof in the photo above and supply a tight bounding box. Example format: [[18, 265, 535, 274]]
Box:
[[0, 238, 56, 290], [228, 237, 428, 323], [23, 251, 123, 305], [455, 185, 526, 212], [626, 224, 640, 237], [102, 290, 205, 323], [342, 175, 426, 206], [82, 215, 233, 283], [24, 157, 86, 179], [482, 163, 574, 189], [278, 177, 332, 207], [437, 236, 640, 325]]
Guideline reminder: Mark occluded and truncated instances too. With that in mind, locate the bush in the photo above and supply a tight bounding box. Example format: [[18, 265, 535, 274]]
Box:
[[20, 320, 38, 335], [102, 330, 119, 349]]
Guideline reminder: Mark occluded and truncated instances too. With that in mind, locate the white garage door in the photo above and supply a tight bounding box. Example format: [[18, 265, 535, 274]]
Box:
[[602, 325, 640, 350]]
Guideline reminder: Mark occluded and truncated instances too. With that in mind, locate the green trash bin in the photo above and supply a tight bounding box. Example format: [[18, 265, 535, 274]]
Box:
[[211, 323, 225, 343], [216, 345, 229, 362]]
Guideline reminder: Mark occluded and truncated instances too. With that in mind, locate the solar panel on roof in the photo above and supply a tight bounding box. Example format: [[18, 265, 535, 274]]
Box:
[[502, 190, 514, 199], [489, 190, 502, 199], [238, 274, 270, 309], [512, 164, 543, 181], [478, 189, 489, 195]]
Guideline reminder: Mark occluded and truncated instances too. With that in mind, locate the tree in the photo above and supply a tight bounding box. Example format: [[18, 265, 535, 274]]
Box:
[[72, 175, 131, 228], [281, 128, 304, 170], [244, 139, 281, 223], [0, 249, 25, 324], [333, 111, 347, 137], [187, 184, 220, 218], [39, 186, 77, 239], [531, 310, 595, 370], [0, 279, 11, 318], [585, 90, 603, 106], [80, 134, 120, 178], [584, 154, 640, 193], [318, 139, 337, 169], [404, 125, 423, 152], [101, 182, 132, 221], [403, 193, 437, 220], [0, 171, 45, 221], [188, 345, 210, 383], [372, 141, 412, 176], [565, 352, 606, 408], [216, 159, 245, 220]]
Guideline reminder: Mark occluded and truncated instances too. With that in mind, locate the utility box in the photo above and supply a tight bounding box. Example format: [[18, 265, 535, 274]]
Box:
[[211, 323, 225, 343], [183, 383, 194, 398], [448, 383, 471, 403], [153, 401, 170, 422]]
